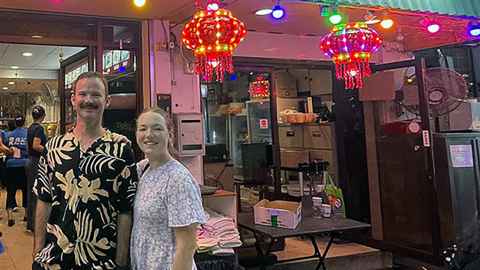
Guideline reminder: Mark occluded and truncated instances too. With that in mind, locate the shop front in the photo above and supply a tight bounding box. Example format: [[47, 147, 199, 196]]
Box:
[[1, 0, 480, 269]]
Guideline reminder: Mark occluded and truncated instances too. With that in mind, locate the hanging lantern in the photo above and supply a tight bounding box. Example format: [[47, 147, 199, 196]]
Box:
[[320, 22, 382, 89], [182, 0, 247, 82], [249, 75, 270, 99]]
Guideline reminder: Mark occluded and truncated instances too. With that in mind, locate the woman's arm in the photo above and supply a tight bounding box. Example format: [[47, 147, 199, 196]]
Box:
[[0, 136, 12, 155], [172, 223, 198, 270], [32, 137, 45, 153]]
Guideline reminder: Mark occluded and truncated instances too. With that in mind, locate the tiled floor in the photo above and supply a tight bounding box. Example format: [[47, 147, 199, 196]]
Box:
[[0, 189, 33, 270], [0, 188, 386, 270]]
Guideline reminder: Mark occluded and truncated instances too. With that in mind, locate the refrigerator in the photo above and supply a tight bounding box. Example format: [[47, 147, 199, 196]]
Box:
[[433, 132, 480, 252]]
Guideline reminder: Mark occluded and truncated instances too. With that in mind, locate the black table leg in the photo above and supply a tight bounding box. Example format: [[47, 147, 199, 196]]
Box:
[[253, 231, 276, 270], [313, 233, 336, 270]]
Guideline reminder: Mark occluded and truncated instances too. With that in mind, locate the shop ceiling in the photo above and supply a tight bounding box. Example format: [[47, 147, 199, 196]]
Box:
[[0, 0, 477, 51]]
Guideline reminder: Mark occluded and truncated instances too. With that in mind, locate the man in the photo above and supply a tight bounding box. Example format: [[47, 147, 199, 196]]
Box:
[[33, 71, 137, 270]]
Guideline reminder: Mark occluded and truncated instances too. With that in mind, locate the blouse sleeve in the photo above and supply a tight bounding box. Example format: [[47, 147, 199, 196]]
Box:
[[116, 144, 138, 213], [33, 154, 53, 202], [166, 165, 207, 227]]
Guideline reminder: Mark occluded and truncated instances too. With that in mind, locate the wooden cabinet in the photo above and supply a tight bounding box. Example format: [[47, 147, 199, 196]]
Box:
[[303, 124, 334, 149]]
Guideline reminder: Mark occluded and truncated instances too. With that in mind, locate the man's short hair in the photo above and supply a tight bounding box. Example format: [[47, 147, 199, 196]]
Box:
[[72, 71, 109, 96]]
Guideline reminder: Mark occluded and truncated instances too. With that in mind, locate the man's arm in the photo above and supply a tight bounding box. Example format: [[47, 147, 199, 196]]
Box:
[[115, 212, 132, 267], [34, 200, 52, 255], [172, 224, 198, 270]]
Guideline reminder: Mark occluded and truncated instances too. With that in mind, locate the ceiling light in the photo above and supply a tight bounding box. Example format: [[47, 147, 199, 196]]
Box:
[[22, 52, 33, 57], [329, 13, 342, 25], [2, 87, 8, 90], [329, 7, 343, 25], [8, 81, 14, 85], [271, 4, 286, 20], [468, 21, 480, 37], [31, 35, 43, 39], [380, 18, 394, 29], [133, 0, 145, 7], [427, 23, 440, 33], [422, 18, 440, 34], [11, 66, 19, 69], [255, 9, 272, 16]]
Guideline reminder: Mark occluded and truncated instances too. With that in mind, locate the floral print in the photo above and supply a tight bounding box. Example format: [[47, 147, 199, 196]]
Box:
[[131, 159, 207, 270], [33, 131, 138, 270]]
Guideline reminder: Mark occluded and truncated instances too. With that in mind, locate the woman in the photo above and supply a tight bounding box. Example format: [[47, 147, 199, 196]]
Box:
[[26, 105, 47, 232], [5, 115, 29, 227], [131, 107, 207, 270]]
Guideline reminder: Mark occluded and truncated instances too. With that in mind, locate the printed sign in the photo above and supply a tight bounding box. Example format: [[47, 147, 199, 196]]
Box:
[[259, 119, 269, 129], [450, 145, 474, 168], [422, 130, 431, 147]]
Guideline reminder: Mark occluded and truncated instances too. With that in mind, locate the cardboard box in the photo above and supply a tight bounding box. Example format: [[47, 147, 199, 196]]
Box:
[[254, 199, 302, 229]]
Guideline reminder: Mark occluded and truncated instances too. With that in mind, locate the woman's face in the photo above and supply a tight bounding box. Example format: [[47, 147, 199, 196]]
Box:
[[136, 111, 170, 158]]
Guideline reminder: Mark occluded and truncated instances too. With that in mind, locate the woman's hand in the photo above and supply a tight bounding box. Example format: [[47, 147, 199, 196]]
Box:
[[111, 133, 131, 145]]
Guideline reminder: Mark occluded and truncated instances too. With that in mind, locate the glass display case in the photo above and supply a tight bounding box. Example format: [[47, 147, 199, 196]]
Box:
[[246, 99, 272, 144], [227, 113, 248, 171]]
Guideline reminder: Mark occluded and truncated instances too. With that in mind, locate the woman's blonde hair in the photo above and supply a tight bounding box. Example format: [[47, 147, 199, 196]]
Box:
[[137, 107, 178, 158]]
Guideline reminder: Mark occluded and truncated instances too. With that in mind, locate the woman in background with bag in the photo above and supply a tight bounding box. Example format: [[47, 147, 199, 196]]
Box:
[[5, 116, 29, 227], [26, 105, 47, 232]]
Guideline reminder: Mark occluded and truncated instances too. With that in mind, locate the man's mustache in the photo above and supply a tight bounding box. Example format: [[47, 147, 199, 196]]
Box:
[[79, 103, 99, 109]]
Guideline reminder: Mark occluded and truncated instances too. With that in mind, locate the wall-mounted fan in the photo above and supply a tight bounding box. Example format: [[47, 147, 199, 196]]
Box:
[[396, 67, 468, 117]]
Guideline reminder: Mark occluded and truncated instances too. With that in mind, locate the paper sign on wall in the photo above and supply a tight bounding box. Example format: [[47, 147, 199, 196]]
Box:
[[449, 145, 474, 168], [259, 119, 269, 129]]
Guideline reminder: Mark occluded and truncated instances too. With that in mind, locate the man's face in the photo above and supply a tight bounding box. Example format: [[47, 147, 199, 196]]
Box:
[[71, 77, 110, 122]]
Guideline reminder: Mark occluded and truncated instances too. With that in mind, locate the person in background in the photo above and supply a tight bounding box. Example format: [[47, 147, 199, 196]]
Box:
[[0, 126, 13, 219], [131, 107, 207, 270], [33, 71, 137, 270], [26, 105, 47, 232], [5, 116, 29, 227]]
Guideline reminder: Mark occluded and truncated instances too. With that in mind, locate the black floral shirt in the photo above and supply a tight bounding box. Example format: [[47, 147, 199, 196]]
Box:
[[33, 131, 138, 270]]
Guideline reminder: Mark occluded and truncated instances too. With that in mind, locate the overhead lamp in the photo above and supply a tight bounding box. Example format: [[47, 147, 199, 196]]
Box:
[[22, 52, 33, 57], [11, 66, 19, 69], [31, 35, 43, 39], [133, 0, 145, 7], [8, 81, 14, 85], [468, 21, 480, 37], [271, 3, 286, 20], [255, 8, 272, 16], [2, 87, 7, 90]]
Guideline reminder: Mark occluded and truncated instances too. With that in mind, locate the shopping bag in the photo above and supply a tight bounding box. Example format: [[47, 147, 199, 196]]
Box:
[[324, 173, 345, 217]]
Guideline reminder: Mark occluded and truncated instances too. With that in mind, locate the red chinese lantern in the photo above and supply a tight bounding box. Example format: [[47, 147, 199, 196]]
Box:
[[249, 76, 270, 99], [182, 0, 247, 82], [320, 22, 382, 89]]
